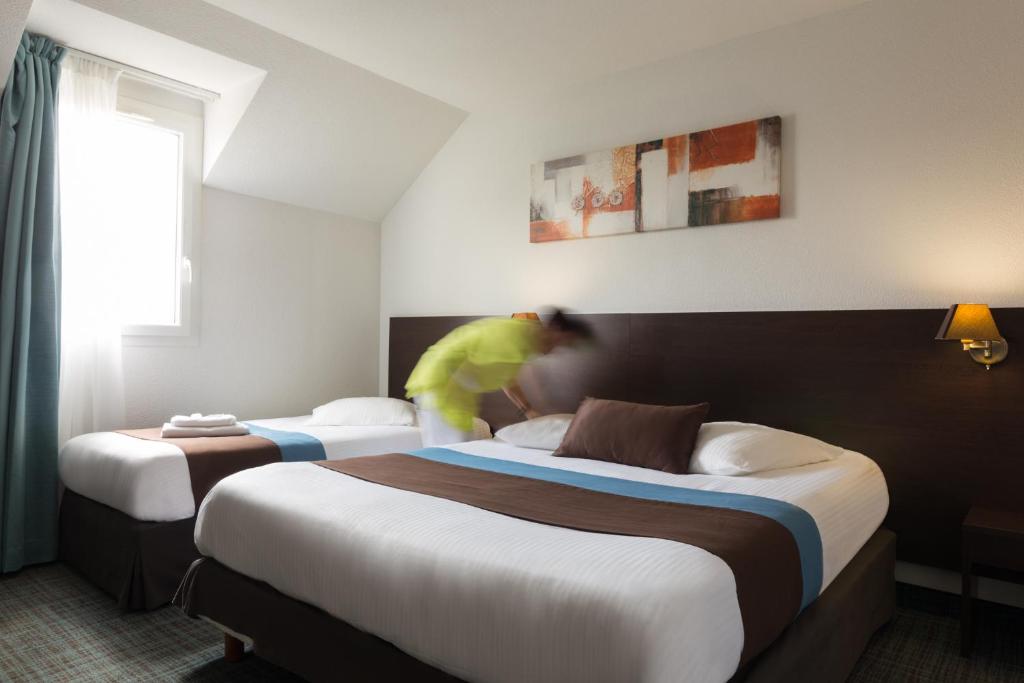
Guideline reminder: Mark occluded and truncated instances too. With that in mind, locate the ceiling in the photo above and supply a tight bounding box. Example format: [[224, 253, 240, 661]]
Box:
[[0, 0, 33, 88], [22, 0, 467, 222], [202, 0, 872, 112], [27, 0, 267, 184], [4, 0, 872, 221]]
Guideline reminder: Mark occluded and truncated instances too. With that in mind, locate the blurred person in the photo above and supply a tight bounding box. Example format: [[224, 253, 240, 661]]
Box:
[[406, 309, 595, 446]]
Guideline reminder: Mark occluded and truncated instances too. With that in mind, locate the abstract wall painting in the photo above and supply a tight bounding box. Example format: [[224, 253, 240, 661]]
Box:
[[529, 116, 781, 243]]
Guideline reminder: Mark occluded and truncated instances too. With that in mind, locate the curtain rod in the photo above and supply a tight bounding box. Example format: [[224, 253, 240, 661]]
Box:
[[63, 47, 221, 103]]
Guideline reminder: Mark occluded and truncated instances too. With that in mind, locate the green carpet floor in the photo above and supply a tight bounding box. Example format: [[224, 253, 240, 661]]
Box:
[[1, 563, 1022, 681]]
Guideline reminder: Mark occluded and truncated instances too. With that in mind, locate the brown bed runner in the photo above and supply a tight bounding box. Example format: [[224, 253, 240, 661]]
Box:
[[317, 453, 803, 665], [118, 428, 279, 505]]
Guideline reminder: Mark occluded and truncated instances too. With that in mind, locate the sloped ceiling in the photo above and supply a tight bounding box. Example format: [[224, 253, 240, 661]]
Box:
[[201, 0, 872, 113], [0, 0, 33, 89], [27, 0, 267, 186], [11, 0, 874, 221], [62, 0, 468, 222]]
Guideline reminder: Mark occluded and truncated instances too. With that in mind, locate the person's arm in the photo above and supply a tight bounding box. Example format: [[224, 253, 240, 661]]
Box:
[[503, 381, 540, 419]]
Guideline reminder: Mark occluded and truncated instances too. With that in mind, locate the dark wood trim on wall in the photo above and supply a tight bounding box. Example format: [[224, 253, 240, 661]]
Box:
[[389, 309, 1024, 571]]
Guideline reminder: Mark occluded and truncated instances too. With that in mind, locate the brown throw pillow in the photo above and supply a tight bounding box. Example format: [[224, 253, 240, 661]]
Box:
[[553, 398, 710, 474]]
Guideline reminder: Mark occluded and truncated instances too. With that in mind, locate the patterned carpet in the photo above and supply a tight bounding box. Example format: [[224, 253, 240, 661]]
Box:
[[849, 583, 1024, 683], [1, 563, 1022, 682], [0, 563, 296, 682]]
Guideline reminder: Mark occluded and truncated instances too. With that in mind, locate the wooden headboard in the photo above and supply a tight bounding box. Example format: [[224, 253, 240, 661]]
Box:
[[389, 309, 1024, 571]]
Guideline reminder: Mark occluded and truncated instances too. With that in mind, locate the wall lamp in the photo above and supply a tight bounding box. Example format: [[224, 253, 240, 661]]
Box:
[[935, 304, 1008, 369]]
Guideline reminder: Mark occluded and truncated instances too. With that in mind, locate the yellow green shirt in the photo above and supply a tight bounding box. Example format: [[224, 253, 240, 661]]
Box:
[[405, 317, 541, 431]]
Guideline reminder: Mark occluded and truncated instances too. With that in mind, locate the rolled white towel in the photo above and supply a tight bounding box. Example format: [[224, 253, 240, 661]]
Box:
[[161, 423, 249, 438], [170, 413, 238, 428]]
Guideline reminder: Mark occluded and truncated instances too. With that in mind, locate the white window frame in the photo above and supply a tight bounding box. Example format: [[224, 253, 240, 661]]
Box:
[[115, 92, 202, 346]]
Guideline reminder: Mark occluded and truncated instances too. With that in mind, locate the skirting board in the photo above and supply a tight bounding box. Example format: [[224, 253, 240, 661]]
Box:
[[897, 561, 1024, 609]]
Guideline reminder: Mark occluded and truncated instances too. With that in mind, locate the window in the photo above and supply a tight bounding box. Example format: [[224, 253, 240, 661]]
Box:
[[113, 89, 202, 341], [106, 115, 182, 326], [59, 75, 202, 345]]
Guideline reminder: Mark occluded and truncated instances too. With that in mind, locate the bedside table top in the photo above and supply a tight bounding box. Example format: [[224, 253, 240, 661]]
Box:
[[963, 506, 1024, 539]]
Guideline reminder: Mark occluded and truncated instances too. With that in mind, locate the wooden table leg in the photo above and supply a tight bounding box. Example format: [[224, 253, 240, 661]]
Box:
[[224, 633, 244, 663], [961, 552, 973, 657]]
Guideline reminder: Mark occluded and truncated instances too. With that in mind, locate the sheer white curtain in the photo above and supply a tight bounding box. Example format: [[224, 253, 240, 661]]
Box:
[[57, 56, 126, 444]]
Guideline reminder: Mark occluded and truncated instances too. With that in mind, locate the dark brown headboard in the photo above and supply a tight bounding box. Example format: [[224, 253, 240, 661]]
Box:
[[389, 309, 1024, 571]]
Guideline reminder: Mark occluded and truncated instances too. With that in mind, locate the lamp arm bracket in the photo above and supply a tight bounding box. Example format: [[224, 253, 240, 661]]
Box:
[[966, 338, 1008, 367]]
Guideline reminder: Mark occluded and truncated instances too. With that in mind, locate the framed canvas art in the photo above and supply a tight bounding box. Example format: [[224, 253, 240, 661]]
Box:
[[529, 116, 781, 242]]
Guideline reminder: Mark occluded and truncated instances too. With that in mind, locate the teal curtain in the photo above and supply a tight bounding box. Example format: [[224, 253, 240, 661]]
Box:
[[0, 32, 64, 572]]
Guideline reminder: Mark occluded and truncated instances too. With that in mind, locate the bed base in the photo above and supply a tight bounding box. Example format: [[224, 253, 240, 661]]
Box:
[[59, 489, 199, 610], [177, 527, 895, 682], [731, 528, 895, 682]]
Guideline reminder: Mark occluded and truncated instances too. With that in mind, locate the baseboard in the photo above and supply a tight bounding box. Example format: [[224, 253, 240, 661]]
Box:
[[896, 561, 1024, 609]]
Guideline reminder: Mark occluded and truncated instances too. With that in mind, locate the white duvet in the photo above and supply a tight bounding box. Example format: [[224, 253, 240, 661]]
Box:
[[58, 417, 424, 521], [195, 440, 888, 683]]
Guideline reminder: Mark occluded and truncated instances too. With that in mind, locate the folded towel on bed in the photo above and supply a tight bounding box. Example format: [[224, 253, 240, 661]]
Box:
[[160, 423, 250, 438], [170, 413, 238, 428]]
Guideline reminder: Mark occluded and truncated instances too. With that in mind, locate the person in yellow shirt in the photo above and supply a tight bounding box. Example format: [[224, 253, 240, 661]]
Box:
[[406, 309, 594, 446]]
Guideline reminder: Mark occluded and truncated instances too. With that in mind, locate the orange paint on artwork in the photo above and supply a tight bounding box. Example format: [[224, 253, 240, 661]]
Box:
[[689, 121, 758, 171], [581, 178, 634, 236], [577, 177, 637, 238], [530, 220, 574, 243], [611, 146, 636, 188], [613, 182, 637, 212], [664, 135, 688, 176], [736, 194, 780, 221], [580, 177, 596, 237]]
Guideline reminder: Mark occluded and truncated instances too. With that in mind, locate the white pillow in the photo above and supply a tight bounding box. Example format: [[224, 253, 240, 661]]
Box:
[[307, 397, 417, 427], [688, 422, 843, 476], [495, 414, 575, 450]]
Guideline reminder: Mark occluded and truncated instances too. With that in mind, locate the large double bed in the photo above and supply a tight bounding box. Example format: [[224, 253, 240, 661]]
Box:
[[177, 436, 892, 682]]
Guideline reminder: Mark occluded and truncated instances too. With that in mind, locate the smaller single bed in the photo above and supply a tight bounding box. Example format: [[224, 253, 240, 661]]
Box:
[[60, 417, 425, 523], [59, 402, 489, 609]]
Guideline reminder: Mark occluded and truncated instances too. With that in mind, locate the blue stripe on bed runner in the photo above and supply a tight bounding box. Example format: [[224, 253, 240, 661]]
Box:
[[409, 446, 823, 610], [243, 423, 326, 462]]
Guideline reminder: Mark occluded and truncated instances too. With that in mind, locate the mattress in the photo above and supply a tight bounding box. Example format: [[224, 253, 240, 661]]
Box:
[[58, 417, 424, 522], [194, 439, 889, 683]]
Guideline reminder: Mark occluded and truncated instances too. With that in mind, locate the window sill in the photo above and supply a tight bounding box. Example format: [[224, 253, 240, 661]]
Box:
[[122, 329, 198, 348]]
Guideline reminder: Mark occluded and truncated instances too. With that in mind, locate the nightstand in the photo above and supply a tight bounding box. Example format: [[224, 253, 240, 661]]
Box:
[[961, 506, 1024, 656]]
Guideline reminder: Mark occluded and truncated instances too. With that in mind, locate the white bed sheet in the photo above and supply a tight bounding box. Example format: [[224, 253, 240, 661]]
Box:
[[195, 440, 888, 683], [58, 417, 424, 522]]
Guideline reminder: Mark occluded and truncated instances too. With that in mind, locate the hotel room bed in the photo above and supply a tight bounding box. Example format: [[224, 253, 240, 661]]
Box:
[[177, 438, 892, 682], [59, 417, 425, 522], [58, 415, 486, 609]]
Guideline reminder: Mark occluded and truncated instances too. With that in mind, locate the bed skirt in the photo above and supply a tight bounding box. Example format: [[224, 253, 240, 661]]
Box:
[[59, 490, 199, 610], [731, 526, 896, 682], [175, 527, 896, 682]]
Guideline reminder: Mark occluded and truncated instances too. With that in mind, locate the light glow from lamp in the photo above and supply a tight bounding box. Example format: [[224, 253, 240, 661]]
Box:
[[935, 304, 1007, 368]]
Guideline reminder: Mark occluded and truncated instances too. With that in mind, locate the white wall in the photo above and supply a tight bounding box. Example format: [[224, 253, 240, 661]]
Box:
[[379, 0, 1024, 391], [0, 0, 32, 91], [124, 188, 380, 427]]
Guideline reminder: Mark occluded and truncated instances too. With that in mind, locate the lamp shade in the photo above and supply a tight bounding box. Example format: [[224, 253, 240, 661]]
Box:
[[935, 304, 1001, 342], [511, 312, 540, 321]]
